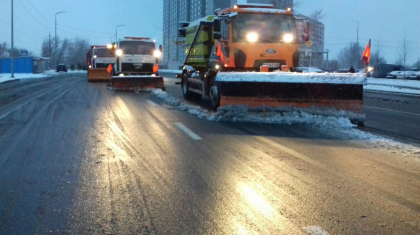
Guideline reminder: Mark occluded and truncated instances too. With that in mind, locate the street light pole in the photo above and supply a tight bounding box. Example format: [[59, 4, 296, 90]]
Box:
[[116, 25, 124, 42], [353, 20, 359, 70], [55, 11, 66, 65], [11, 0, 14, 78]]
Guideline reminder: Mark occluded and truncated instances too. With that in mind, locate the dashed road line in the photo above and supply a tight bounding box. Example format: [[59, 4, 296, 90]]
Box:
[[303, 226, 331, 235], [175, 122, 202, 140], [147, 100, 158, 106], [364, 105, 420, 117]]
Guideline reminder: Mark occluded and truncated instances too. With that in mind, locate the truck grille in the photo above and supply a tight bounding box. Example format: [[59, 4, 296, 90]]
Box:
[[121, 63, 154, 73]]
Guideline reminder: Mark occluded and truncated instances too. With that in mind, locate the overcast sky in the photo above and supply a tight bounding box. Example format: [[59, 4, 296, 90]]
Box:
[[0, 0, 419, 65]]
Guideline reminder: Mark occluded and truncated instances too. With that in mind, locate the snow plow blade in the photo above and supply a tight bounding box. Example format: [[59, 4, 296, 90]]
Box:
[[88, 68, 112, 82], [111, 75, 165, 91], [216, 72, 367, 121]]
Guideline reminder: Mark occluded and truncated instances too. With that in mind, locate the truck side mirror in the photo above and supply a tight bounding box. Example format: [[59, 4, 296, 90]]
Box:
[[178, 28, 186, 37], [159, 45, 162, 52], [213, 19, 221, 32], [213, 32, 221, 40]]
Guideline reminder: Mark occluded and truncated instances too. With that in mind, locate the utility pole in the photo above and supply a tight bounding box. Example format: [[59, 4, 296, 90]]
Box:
[[49, 32, 51, 69], [11, 0, 14, 78], [55, 11, 66, 66]]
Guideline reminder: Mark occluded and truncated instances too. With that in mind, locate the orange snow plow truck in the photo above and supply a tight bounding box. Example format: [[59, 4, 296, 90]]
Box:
[[86, 45, 115, 82], [178, 4, 367, 125]]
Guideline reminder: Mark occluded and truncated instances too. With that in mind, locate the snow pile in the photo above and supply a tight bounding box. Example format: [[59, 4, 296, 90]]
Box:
[[151, 89, 355, 128], [151, 89, 420, 158], [216, 72, 367, 84]]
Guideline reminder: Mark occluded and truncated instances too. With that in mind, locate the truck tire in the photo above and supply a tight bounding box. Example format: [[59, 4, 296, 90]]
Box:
[[209, 83, 220, 110], [181, 72, 193, 100]]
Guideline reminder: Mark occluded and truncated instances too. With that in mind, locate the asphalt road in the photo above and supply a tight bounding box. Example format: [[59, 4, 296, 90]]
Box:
[[0, 73, 419, 234]]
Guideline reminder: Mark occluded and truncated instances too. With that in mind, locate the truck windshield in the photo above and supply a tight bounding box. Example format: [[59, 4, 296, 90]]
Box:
[[119, 41, 155, 55], [94, 48, 114, 57], [232, 14, 296, 43]]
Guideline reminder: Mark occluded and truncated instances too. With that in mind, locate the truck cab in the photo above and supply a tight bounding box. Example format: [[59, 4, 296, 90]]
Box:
[[113, 37, 162, 76], [91, 47, 116, 69]]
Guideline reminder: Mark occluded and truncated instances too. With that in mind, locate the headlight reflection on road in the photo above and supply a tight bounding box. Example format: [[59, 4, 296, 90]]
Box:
[[238, 183, 274, 218]]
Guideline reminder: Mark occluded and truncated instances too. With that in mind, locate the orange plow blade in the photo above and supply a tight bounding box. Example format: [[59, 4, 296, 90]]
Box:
[[215, 72, 367, 123], [111, 75, 165, 91], [88, 68, 112, 82]]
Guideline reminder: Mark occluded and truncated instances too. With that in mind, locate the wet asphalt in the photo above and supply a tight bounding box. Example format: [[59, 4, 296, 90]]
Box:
[[0, 73, 419, 234]]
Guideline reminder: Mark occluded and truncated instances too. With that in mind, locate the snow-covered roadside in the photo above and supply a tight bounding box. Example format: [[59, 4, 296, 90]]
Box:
[[365, 77, 420, 95], [159, 69, 182, 74], [0, 70, 87, 84], [364, 84, 420, 95], [0, 73, 49, 83], [150, 89, 420, 159]]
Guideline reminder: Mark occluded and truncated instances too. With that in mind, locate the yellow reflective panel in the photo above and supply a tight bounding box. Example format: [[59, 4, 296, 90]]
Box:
[[238, 183, 274, 218]]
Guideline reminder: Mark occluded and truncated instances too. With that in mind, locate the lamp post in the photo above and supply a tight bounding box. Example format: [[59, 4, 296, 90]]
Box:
[[353, 20, 359, 70], [116, 25, 124, 42], [11, 0, 14, 78], [55, 11, 66, 65]]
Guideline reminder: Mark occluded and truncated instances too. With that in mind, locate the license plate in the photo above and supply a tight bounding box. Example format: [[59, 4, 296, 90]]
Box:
[[263, 63, 280, 68], [133, 63, 143, 66]]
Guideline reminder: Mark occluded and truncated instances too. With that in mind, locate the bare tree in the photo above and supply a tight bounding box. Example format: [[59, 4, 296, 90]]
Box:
[[398, 36, 410, 69], [370, 39, 387, 66], [337, 42, 363, 69], [66, 37, 90, 67], [310, 9, 325, 21]]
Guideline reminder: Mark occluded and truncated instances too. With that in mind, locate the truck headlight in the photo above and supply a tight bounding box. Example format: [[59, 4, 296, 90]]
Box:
[[116, 49, 123, 56], [153, 50, 162, 58], [247, 32, 258, 43], [93, 55, 97, 58], [282, 33, 294, 43], [107, 44, 112, 49]]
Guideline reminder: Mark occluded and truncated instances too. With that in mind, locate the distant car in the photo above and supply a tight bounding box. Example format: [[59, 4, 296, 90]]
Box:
[[409, 71, 420, 80], [386, 70, 416, 79], [56, 64, 68, 72], [295, 67, 324, 73]]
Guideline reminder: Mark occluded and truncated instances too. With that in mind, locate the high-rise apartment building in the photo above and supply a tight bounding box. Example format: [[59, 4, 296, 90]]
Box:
[[163, 0, 235, 69]]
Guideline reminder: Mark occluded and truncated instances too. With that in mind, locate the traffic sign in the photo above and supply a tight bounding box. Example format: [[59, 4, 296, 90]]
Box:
[[305, 40, 313, 48], [20, 50, 28, 56]]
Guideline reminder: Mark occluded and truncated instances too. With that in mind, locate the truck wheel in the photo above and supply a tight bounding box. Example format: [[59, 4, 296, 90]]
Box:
[[182, 72, 193, 100], [209, 84, 220, 110]]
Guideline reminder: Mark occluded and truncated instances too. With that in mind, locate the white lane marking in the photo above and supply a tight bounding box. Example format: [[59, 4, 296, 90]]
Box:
[[303, 226, 331, 235], [175, 122, 202, 140], [147, 100, 158, 106], [365, 105, 420, 117]]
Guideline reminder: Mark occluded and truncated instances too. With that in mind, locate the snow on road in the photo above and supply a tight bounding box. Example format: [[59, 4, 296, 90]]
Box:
[[151, 89, 420, 159]]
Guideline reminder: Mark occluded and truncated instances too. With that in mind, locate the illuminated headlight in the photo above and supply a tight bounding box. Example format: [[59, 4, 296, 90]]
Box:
[[88, 65, 92, 68], [93, 55, 97, 58], [282, 33, 294, 43], [153, 50, 162, 58], [107, 44, 112, 49], [215, 64, 220, 70], [246, 32, 259, 43], [367, 66, 374, 72], [116, 49, 123, 56], [119, 73, 124, 77]]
